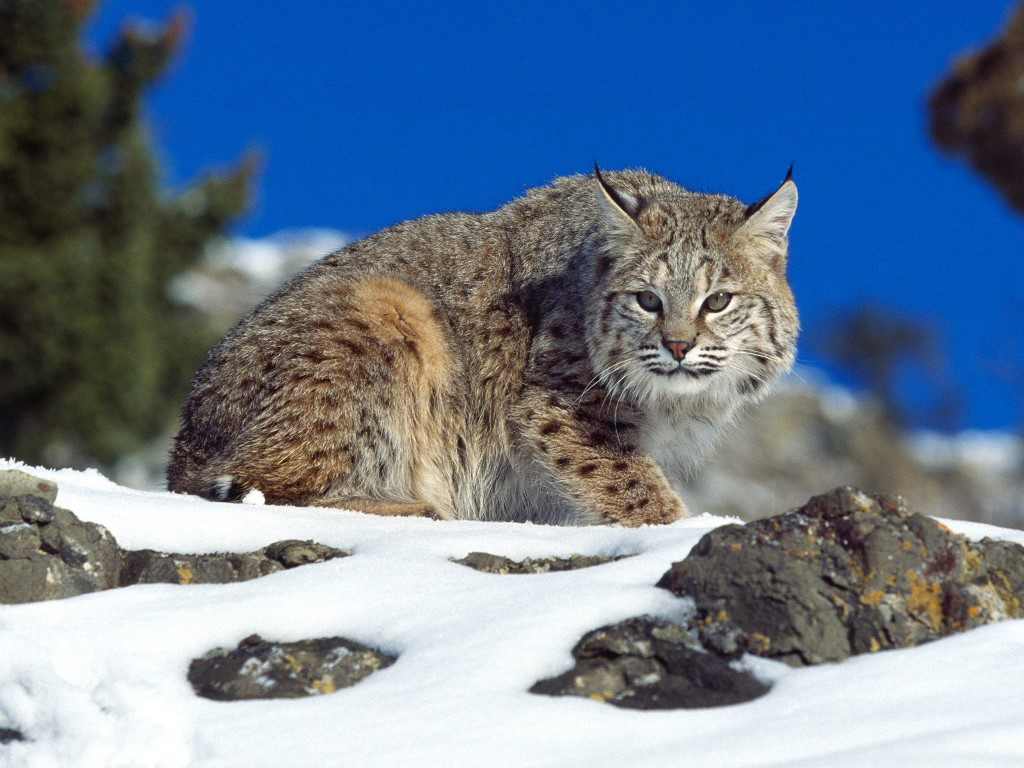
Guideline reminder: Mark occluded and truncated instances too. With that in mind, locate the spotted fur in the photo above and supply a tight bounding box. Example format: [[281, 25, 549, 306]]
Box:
[[167, 168, 798, 526]]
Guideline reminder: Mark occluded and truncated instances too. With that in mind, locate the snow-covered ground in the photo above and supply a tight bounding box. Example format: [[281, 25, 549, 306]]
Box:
[[2, 460, 1023, 768]]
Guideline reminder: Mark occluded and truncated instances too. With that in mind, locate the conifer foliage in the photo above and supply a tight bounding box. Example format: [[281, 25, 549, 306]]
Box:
[[0, 0, 252, 468], [929, 4, 1024, 214]]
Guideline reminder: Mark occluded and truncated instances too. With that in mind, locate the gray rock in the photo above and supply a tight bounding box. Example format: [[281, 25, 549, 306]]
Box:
[[0, 470, 57, 505], [680, 385, 1024, 529], [0, 469, 349, 602], [530, 617, 769, 709], [0, 726, 25, 744], [0, 470, 121, 603], [118, 539, 348, 586], [454, 551, 625, 574], [188, 634, 395, 701], [119, 550, 282, 585], [658, 486, 1024, 666], [263, 539, 348, 569]]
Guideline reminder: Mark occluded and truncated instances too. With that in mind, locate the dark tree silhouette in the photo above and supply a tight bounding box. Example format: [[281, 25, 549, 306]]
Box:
[[817, 304, 947, 427], [0, 0, 253, 468], [930, 4, 1024, 213], [930, 4, 1024, 435]]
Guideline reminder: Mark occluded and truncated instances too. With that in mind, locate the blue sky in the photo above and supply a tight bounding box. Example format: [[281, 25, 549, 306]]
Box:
[[87, 1, 1024, 430]]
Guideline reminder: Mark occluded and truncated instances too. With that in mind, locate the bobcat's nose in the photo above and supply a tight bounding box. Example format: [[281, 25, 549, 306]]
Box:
[[663, 338, 693, 361]]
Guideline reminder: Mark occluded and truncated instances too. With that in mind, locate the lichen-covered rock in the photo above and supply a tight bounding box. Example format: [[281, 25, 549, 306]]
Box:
[[118, 540, 348, 586], [530, 617, 768, 709], [453, 551, 625, 574], [658, 486, 1024, 666], [0, 469, 121, 603], [119, 549, 283, 585], [0, 469, 349, 602], [263, 539, 347, 569], [188, 634, 395, 701]]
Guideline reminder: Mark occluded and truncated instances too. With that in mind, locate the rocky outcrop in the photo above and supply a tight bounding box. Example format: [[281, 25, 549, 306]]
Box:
[[658, 486, 1024, 666], [188, 634, 395, 701], [530, 617, 768, 709], [454, 551, 625, 574], [680, 384, 1024, 527], [0, 469, 348, 603], [119, 539, 348, 586], [0, 470, 120, 603], [537, 487, 1024, 708]]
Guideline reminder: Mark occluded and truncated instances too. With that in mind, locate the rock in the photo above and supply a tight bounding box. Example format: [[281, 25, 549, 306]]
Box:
[[118, 539, 348, 586], [188, 634, 395, 701], [657, 486, 1024, 666], [0, 469, 349, 602], [0, 470, 57, 505], [679, 385, 1010, 526], [454, 551, 625, 574], [119, 550, 282, 585], [530, 617, 769, 709], [0, 726, 25, 744], [263, 539, 348, 569], [0, 470, 121, 603]]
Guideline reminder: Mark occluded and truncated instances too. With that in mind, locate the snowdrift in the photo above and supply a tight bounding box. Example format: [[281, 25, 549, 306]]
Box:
[[1, 459, 1023, 768]]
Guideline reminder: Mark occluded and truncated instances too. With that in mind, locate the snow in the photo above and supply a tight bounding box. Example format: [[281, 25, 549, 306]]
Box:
[[240, 488, 266, 506], [167, 228, 352, 312], [2, 459, 1024, 768], [911, 430, 1023, 476]]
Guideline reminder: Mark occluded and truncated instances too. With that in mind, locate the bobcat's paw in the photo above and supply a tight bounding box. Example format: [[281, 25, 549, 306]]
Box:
[[620, 489, 687, 527], [591, 485, 686, 527]]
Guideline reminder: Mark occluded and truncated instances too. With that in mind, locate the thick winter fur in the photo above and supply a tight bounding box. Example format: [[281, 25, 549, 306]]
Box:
[[167, 168, 799, 526]]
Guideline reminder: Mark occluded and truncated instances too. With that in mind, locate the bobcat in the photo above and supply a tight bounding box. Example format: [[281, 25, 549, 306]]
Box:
[[167, 166, 798, 526]]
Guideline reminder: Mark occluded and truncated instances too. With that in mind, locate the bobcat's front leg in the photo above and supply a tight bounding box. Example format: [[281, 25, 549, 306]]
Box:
[[517, 388, 686, 526]]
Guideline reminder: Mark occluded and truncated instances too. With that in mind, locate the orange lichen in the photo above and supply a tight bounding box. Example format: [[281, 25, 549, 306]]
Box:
[[860, 590, 885, 605], [747, 632, 772, 654], [990, 571, 1022, 617], [174, 564, 194, 585], [905, 570, 943, 632], [309, 678, 336, 695]]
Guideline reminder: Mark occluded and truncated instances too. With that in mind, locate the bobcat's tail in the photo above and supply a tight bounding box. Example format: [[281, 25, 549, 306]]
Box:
[[210, 474, 248, 502]]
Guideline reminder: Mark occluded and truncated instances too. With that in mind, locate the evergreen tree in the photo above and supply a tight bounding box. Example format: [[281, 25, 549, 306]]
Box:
[[930, 4, 1024, 434], [0, 0, 253, 468], [817, 304, 956, 429], [929, 4, 1024, 214]]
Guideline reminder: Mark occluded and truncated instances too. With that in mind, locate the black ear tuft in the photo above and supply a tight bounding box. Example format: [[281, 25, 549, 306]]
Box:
[[745, 191, 772, 219], [746, 165, 796, 219], [594, 163, 642, 222]]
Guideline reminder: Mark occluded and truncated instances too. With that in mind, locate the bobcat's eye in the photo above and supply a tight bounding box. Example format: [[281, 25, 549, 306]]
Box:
[[703, 291, 732, 313], [636, 290, 663, 313]]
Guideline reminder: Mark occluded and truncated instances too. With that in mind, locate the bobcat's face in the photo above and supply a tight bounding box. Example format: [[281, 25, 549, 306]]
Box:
[[588, 169, 799, 406]]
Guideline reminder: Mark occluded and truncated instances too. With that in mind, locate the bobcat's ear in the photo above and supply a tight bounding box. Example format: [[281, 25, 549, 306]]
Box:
[[594, 163, 642, 232], [737, 168, 798, 255]]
